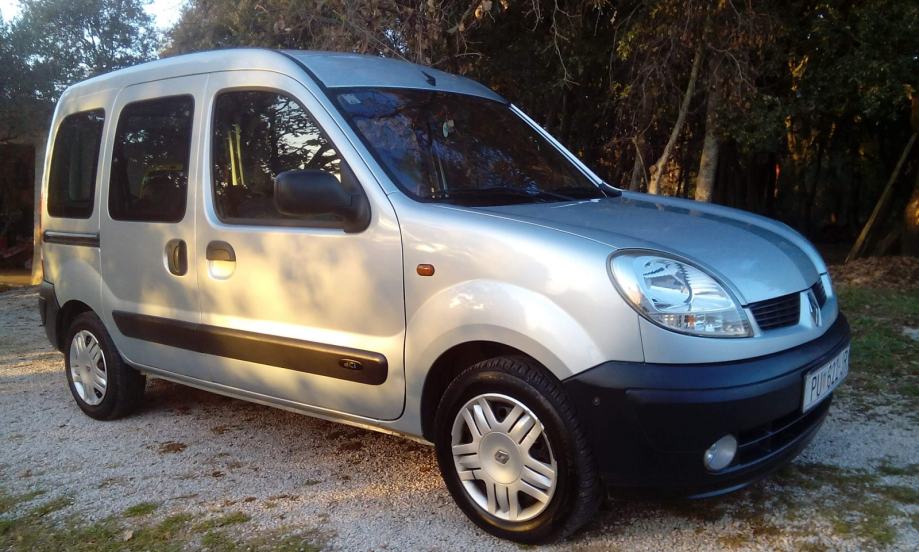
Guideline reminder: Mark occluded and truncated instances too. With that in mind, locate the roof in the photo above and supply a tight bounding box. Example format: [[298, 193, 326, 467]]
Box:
[[60, 48, 504, 103]]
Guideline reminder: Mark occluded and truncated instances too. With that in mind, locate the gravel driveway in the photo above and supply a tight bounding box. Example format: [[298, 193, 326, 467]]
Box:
[[1, 286, 916, 551]]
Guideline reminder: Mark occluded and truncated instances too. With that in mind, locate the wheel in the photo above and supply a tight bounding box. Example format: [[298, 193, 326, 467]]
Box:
[[64, 312, 145, 420], [434, 355, 601, 543]]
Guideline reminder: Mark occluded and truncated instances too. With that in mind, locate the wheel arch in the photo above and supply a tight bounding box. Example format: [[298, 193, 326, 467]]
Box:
[[420, 341, 548, 442], [56, 300, 94, 350]]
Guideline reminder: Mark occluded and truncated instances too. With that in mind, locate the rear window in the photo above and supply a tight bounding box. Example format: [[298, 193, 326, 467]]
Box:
[[109, 95, 194, 222], [47, 109, 105, 218]]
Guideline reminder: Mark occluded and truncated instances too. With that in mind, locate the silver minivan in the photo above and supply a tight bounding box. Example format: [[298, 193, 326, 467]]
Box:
[[38, 49, 850, 543]]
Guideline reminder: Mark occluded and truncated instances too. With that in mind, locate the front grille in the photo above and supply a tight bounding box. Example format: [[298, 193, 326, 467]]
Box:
[[812, 280, 827, 306], [734, 399, 831, 467], [750, 292, 800, 330]]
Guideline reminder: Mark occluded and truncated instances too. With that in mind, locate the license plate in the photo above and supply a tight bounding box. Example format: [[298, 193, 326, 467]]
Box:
[[802, 346, 849, 412]]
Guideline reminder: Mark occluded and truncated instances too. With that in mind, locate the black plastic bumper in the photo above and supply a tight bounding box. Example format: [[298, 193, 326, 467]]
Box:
[[38, 280, 62, 351], [563, 314, 850, 498]]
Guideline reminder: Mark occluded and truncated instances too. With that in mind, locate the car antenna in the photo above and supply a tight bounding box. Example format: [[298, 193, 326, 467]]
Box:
[[422, 71, 437, 86]]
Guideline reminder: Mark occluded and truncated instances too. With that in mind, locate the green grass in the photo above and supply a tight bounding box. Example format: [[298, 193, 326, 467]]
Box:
[[193, 511, 251, 532], [200, 530, 325, 552], [0, 489, 45, 514], [661, 457, 918, 550], [877, 461, 919, 477], [122, 502, 159, 518], [0, 490, 326, 552], [769, 462, 913, 548], [28, 495, 72, 518], [835, 285, 919, 412]]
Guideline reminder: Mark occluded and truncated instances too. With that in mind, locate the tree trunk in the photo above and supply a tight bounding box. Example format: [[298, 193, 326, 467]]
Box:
[[629, 135, 646, 191], [694, 89, 720, 202], [903, 94, 919, 255], [846, 132, 917, 262], [648, 42, 703, 195], [903, 168, 919, 256]]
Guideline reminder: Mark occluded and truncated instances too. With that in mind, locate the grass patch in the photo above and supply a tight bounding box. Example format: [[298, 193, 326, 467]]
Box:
[[877, 461, 919, 477], [664, 460, 917, 549], [0, 489, 45, 514], [835, 285, 919, 412], [193, 511, 251, 532], [201, 529, 324, 552], [769, 462, 914, 548], [29, 496, 72, 518], [877, 484, 919, 504], [0, 491, 326, 552], [122, 502, 159, 518]]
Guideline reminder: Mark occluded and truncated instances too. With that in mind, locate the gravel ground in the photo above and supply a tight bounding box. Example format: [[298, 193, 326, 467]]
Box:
[[1, 286, 917, 551]]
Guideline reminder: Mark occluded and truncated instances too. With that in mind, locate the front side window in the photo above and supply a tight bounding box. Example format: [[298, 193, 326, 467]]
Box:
[[109, 95, 194, 222], [47, 109, 105, 218], [212, 90, 343, 225], [334, 88, 605, 206]]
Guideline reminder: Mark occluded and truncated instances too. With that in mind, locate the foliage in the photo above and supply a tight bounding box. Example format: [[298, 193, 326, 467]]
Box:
[[162, 1, 919, 245], [0, 18, 48, 142], [0, 0, 160, 143], [12, 0, 160, 98], [1, 1, 917, 247]]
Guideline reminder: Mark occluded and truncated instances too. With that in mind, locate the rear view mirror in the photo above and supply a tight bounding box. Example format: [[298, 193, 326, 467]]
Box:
[[274, 169, 370, 233]]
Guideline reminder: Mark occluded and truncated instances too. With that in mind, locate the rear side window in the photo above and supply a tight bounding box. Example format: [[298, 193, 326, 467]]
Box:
[[47, 109, 105, 218], [109, 95, 194, 222], [211, 90, 343, 225]]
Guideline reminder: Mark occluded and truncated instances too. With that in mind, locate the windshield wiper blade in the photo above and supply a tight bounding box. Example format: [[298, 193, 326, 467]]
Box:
[[552, 184, 620, 199], [430, 186, 578, 202]]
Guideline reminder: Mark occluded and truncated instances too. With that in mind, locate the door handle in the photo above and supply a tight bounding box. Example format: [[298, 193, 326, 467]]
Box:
[[206, 240, 236, 262], [165, 239, 187, 276]]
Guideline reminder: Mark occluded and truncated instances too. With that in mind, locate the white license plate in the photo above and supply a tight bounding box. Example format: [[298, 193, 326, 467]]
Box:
[[802, 346, 850, 412]]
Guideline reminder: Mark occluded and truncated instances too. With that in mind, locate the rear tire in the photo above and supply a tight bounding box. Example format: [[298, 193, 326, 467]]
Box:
[[64, 312, 145, 420], [434, 355, 601, 543]]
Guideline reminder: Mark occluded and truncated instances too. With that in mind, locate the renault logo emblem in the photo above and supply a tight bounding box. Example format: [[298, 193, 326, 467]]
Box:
[[494, 450, 511, 465], [807, 291, 822, 327]]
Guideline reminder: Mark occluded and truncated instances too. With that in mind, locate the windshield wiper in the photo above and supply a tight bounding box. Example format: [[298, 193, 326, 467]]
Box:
[[429, 186, 578, 203], [552, 183, 620, 199]]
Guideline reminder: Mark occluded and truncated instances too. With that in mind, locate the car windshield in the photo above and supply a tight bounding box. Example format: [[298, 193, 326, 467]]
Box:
[[333, 88, 605, 206]]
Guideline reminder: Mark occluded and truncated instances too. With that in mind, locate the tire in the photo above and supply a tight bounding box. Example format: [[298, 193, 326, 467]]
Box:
[[434, 355, 601, 543], [64, 311, 145, 420]]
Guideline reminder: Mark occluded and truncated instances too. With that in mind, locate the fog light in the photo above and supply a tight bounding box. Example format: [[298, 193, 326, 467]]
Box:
[[703, 434, 737, 471]]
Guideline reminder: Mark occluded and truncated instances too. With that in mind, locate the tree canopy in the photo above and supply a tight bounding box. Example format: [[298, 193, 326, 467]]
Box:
[[0, 0, 159, 142], [2, 0, 917, 256]]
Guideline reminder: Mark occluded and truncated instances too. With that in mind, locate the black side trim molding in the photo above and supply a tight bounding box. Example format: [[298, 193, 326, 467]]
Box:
[[111, 311, 387, 385], [39, 280, 62, 351], [42, 230, 100, 247]]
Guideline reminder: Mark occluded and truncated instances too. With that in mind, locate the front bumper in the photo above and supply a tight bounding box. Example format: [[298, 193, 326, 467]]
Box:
[[563, 314, 850, 497]]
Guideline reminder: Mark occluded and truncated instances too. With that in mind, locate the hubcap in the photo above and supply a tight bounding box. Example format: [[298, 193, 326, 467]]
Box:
[[450, 393, 557, 522], [69, 330, 107, 406]]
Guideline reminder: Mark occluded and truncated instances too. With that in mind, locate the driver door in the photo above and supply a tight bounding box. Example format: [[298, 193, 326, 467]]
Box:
[[192, 70, 406, 421]]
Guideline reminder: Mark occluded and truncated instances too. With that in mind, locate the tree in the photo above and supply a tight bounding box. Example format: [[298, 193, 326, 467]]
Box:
[[12, 0, 160, 98], [164, 0, 919, 256], [0, 18, 49, 143], [2, 0, 160, 282]]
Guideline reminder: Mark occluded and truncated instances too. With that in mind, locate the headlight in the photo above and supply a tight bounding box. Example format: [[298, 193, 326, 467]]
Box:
[[610, 252, 752, 337]]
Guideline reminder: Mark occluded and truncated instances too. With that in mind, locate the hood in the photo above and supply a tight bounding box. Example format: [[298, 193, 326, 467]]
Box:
[[471, 192, 821, 304]]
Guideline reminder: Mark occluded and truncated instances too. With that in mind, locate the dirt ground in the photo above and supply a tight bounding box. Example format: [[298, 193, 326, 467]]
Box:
[[0, 270, 917, 550]]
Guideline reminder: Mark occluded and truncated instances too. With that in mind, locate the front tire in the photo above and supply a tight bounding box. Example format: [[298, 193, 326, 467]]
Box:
[[434, 355, 601, 543], [64, 312, 145, 420]]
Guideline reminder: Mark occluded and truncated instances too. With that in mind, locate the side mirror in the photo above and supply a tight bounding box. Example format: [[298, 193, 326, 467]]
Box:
[[274, 169, 370, 233]]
